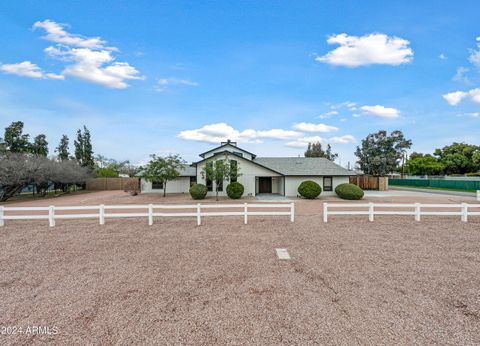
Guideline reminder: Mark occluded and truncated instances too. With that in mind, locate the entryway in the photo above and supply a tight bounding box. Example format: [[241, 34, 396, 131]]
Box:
[[258, 177, 272, 193]]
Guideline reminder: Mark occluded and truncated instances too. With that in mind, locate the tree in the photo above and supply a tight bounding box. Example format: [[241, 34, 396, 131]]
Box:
[[2, 121, 31, 153], [433, 143, 480, 175], [304, 142, 338, 161], [143, 154, 185, 197], [201, 153, 240, 201], [56, 135, 70, 161], [355, 130, 412, 176], [405, 152, 445, 176], [74, 126, 94, 169], [31, 134, 49, 157]]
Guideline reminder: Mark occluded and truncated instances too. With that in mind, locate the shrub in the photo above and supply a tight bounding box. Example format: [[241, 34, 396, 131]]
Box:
[[96, 168, 118, 178], [226, 182, 244, 199], [124, 179, 140, 196], [189, 183, 208, 200], [335, 183, 364, 200], [297, 180, 322, 199]]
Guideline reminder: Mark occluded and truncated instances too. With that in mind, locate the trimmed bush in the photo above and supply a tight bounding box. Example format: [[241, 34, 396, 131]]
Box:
[[297, 180, 322, 199], [335, 183, 364, 200], [226, 181, 244, 199], [189, 183, 208, 200], [124, 179, 140, 196]]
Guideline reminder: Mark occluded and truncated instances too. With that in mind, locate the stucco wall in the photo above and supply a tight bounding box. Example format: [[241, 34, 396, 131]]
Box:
[[141, 177, 191, 194], [196, 158, 280, 197], [284, 176, 349, 196]]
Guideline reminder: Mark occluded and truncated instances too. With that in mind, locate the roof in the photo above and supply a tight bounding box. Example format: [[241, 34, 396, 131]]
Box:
[[198, 142, 257, 159], [136, 164, 196, 177], [191, 150, 282, 175], [254, 157, 353, 176]]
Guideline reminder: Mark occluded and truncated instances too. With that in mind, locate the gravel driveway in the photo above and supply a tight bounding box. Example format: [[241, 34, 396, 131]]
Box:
[[1, 213, 479, 345]]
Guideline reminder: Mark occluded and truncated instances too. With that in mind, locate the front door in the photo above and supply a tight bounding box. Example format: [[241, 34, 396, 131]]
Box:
[[258, 177, 272, 193]]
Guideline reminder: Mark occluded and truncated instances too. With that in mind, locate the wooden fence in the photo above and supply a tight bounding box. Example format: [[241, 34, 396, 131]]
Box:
[[323, 202, 480, 222], [349, 176, 388, 191], [0, 203, 294, 227], [86, 178, 139, 191]]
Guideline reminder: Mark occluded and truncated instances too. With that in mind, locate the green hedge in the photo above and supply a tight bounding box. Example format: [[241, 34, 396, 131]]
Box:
[[226, 182, 244, 199], [335, 183, 364, 200], [298, 180, 322, 199], [189, 183, 208, 200]]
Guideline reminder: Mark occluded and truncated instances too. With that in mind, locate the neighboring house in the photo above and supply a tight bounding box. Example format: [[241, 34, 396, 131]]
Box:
[[140, 140, 354, 196]]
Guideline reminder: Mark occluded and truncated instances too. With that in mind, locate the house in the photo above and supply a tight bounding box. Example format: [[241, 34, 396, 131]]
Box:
[[140, 140, 353, 196]]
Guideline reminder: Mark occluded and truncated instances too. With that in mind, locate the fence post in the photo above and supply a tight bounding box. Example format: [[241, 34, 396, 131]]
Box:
[[197, 203, 201, 226], [0, 206, 4, 227], [244, 203, 248, 224], [415, 203, 421, 221], [368, 203, 374, 222], [290, 202, 295, 222], [461, 203, 468, 222], [48, 205, 55, 227], [148, 204, 153, 226], [99, 204, 105, 225], [323, 203, 328, 223], [477, 190, 480, 202]]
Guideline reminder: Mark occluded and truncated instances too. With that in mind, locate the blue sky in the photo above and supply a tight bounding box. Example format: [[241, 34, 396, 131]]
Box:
[[0, 1, 479, 166]]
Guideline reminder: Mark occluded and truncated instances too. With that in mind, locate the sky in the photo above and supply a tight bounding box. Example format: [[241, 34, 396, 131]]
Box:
[[0, 1, 479, 167]]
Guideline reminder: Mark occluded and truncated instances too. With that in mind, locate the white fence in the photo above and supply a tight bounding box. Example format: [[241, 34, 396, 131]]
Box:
[[0, 203, 294, 227], [323, 202, 480, 223]]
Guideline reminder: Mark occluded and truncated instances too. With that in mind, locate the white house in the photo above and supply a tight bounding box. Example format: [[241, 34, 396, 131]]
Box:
[[140, 140, 353, 197]]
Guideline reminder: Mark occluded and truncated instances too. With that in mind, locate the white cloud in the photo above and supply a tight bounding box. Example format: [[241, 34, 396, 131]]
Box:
[[292, 122, 338, 133], [33, 19, 105, 49], [457, 112, 479, 118], [316, 33, 413, 67], [452, 67, 470, 83], [439, 53, 447, 60], [177, 123, 302, 144], [318, 110, 338, 119], [443, 89, 480, 105], [329, 135, 356, 144], [156, 78, 198, 92], [286, 136, 324, 148], [0, 60, 64, 79], [361, 105, 400, 119], [468, 37, 480, 68], [2, 19, 143, 88]]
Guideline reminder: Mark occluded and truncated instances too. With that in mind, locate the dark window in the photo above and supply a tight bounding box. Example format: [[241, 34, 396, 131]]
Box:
[[206, 162, 213, 191], [323, 176, 333, 191], [190, 176, 197, 187], [230, 160, 238, 183], [233, 151, 243, 157], [152, 181, 163, 189]]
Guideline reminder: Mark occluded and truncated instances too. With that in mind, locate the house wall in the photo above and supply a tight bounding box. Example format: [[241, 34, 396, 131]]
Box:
[[141, 177, 191, 194], [284, 176, 349, 196], [196, 158, 281, 197]]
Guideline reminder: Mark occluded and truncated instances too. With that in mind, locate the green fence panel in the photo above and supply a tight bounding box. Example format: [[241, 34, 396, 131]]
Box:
[[389, 178, 480, 191]]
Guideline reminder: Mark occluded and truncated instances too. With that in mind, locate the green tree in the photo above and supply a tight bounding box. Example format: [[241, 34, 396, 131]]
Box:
[[56, 135, 70, 161], [143, 154, 185, 197], [2, 121, 31, 153], [31, 134, 49, 156], [201, 154, 240, 201], [433, 143, 480, 175], [304, 142, 338, 161], [405, 152, 445, 176], [74, 126, 95, 169], [355, 130, 412, 176]]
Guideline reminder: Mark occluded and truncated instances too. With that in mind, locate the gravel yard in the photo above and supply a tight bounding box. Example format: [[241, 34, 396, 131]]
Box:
[[1, 210, 479, 345]]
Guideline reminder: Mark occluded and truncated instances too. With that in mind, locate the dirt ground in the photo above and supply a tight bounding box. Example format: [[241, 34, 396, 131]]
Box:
[[1, 191, 480, 345]]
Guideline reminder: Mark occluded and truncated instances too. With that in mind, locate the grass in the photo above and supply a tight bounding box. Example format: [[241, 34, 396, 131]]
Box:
[[0, 190, 91, 205], [391, 185, 477, 193]]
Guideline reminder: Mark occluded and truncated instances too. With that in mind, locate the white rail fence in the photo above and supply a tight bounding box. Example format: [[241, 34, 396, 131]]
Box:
[[323, 202, 480, 223], [0, 203, 294, 227]]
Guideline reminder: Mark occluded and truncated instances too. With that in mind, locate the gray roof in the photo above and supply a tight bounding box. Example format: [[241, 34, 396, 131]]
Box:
[[137, 164, 196, 177], [254, 157, 353, 176]]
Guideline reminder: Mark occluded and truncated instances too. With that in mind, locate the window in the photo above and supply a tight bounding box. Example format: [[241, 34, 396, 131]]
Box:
[[206, 162, 213, 191], [152, 181, 163, 189], [233, 151, 243, 157], [323, 176, 332, 191], [190, 176, 197, 187], [230, 160, 238, 183]]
